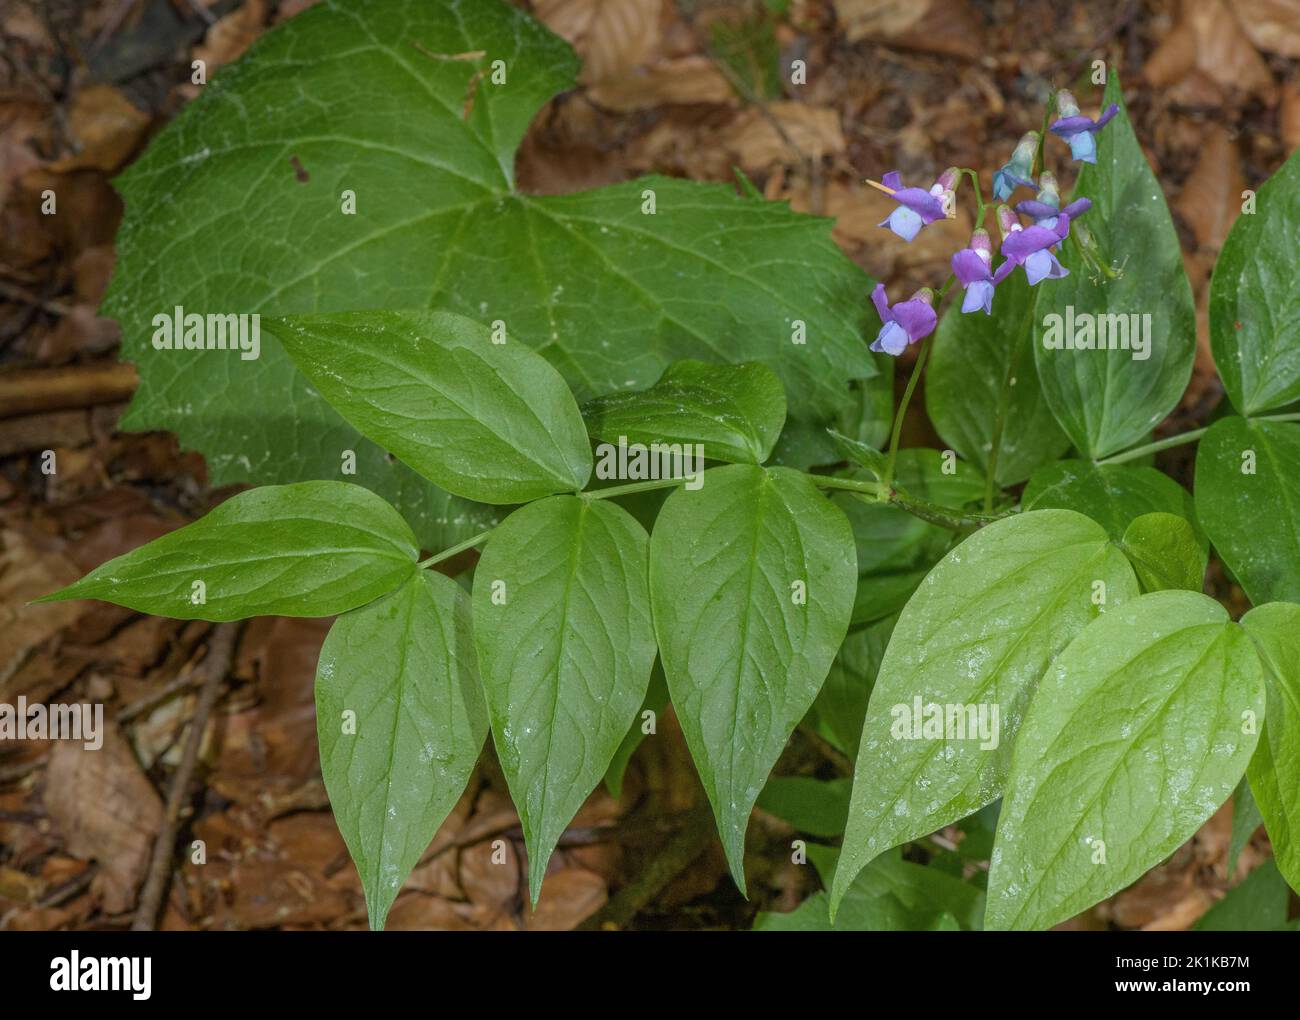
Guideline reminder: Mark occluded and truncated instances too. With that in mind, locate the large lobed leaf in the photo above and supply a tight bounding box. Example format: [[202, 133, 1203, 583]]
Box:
[[105, 0, 875, 548]]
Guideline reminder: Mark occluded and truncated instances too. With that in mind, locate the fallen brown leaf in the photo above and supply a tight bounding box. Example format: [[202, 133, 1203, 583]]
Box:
[[535, 0, 664, 83], [44, 726, 163, 914], [1177, 125, 1245, 251]]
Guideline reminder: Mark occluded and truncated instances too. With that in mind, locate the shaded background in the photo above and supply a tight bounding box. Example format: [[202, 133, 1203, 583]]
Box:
[[1, 0, 1296, 930]]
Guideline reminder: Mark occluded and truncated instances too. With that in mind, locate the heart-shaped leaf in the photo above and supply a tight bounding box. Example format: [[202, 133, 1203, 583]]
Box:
[[987, 590, 1265, 930], [832, 509, 1138, 917]]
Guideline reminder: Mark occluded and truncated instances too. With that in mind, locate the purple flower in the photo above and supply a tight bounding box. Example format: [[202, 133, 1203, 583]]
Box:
[[1050, 90, 1119, 164], [998, 205, 1072, 286], [992, 132, 1039, 201], [870, 283, 936, 355], [872, 168, 957, 242], [1014, 171, 1091, 240], [951, 230, 1014, 315]]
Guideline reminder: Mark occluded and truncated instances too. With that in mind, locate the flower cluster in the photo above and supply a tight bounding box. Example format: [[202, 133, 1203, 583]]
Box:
[[867, 89, 1120, 357]]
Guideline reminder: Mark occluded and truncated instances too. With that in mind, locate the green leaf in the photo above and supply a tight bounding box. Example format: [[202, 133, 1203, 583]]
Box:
[[316, 571, 487, 929], [271, 309, 591, 504], [987, 590, 1265, 930], [835, 449, 983, 626], [1241, 602, 1300, 894], [1229, 778, 1263, 877], [832, 509, 1138, 917], [827, 428, 888, 480], [1119, 511, 1206, 592], [604, 661, 669, 799], [817, 844, 982, 930], [37, 481, 417, 620], [649, 464, 856, 892], [107, 0, 875, 547], [927, 269, 1069, 485], [473, 495, 655, 903], [1209, 149, 1300, 415], [582, 360, 786, 465], [756, 777, 852, 837], [806, 614, 895, 757], [1023, 459, 1197, 540], [754, 844, 972, 932], [1195, 859, 1291, 931], [1195, 416, 1300, 604], [1032, 75, 1196, 460]]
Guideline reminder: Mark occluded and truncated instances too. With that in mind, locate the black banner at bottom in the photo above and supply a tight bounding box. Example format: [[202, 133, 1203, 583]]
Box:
[[0, 930, 1285, 1004]]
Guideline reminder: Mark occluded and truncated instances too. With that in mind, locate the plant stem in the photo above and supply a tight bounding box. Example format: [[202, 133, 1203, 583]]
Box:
[[1093, 412, 1300, 467], [584, 475, 695, 500], [810, 474, 887, 497], [882, 332, 933, 491], [418, 529, 493, 569]]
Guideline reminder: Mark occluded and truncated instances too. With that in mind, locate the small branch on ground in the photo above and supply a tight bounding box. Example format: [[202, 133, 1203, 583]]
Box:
[[131, 622, 241, 931]]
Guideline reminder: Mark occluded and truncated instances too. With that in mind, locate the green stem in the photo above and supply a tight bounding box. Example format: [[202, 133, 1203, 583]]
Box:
[[882, 332, 933, 491], [418, 529, 493, 569], [810, 475, 887, 497], [959, 168, 987, 229], [1094, 412, 1300, 467], [584, 476, 695, 501], [1032, 93, 1056, 176]]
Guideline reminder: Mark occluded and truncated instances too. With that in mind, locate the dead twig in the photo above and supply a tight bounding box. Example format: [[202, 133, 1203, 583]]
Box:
[[131, 622, 241, 931], [0, 362, 138, 418]]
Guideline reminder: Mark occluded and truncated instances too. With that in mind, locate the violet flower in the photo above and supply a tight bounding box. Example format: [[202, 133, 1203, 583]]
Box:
[[872, 168, 957, 242], [992, 132, 1039, 201], [998, 205, 1072, 286], [869, 283, 936, 356], [1014, 171, 1092, 233], [1049, 90, 1119, 165], [951, 229, 1014, 315]]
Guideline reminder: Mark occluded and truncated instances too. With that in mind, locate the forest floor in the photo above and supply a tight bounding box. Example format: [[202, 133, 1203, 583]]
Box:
[[1, 0, 1296, 930]]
